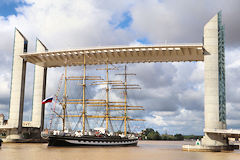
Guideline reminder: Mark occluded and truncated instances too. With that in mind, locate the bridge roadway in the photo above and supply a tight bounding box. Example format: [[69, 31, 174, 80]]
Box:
[[20, 44, 204, 67]]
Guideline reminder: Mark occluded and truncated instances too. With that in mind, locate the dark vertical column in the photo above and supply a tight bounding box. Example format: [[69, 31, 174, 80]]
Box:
[[18, 60, 27, 133], [217, 11, 226, 125], [40, 67, 47, 131]]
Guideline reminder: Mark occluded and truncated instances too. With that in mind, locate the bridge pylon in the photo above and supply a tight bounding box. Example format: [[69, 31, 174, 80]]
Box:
[[183, 12, 239, 152], [0, 29, 47, 142]]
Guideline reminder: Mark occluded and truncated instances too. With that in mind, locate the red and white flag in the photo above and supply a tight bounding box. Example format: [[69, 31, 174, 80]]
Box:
[[42, 96, 53, 104]]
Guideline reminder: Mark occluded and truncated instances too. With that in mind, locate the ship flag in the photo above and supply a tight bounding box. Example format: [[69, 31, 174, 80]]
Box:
[[42, 96, 53, 104]]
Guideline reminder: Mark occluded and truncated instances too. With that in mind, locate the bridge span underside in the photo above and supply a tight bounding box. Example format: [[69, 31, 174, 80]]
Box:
[[20, 44, 204, 67]]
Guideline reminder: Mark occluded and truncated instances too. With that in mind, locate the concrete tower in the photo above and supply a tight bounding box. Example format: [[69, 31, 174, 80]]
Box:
[[202, 12, 226, 146], [7, 29, 28, 138], [32, 39, 47, 130]]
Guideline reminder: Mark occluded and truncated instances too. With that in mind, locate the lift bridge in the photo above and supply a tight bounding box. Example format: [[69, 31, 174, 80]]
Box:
[[0, 12, 240, 151]]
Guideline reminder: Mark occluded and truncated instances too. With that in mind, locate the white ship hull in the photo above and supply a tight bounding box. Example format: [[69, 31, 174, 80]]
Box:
[[47, 135, 138, 146]]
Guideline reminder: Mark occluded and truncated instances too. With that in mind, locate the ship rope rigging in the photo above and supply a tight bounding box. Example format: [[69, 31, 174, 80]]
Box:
[[45, 56, 145, 137]]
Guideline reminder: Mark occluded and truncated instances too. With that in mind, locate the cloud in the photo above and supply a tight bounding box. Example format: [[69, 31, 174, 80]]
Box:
[[145, 109, 204, 134], [0, 0, 240, 135], [130, 0, 240, 46]]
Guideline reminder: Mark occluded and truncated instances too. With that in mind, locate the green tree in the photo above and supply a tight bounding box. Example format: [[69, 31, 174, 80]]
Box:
[[174, 134, 184, 140], [147, 131, 161, 140], [144, 128, 154, 135]]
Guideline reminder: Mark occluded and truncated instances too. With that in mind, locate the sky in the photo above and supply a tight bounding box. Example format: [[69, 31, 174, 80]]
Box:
[[0, 0, 240, 135]]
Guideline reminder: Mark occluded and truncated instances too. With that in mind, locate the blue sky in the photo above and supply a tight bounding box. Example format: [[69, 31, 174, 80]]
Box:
[[137, 37, 151, 44], [110, 11, 151, 45], [116, 11, 132, 29], [0, 1, 30, 17]]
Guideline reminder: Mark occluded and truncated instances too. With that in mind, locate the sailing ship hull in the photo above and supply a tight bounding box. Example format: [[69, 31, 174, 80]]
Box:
[[47, 135, 138, 146]]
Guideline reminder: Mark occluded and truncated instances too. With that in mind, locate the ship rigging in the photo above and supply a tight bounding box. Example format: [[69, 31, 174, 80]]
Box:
[[42, 55, 144, 146]]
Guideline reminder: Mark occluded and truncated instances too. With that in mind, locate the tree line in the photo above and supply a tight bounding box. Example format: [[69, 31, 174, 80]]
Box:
[[140, 128, 202, 140]]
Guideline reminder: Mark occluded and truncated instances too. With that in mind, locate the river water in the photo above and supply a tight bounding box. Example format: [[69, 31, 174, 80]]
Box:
[[1, 141, 240, 160]]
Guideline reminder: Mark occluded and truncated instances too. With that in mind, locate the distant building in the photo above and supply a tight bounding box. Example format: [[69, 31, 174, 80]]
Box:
[[0, 114, 7, 126]]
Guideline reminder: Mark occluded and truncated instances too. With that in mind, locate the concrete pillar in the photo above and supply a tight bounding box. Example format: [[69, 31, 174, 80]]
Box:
[[32, 39, 47, 130], [202, 12, 226, 146], [8, 29, 28, 135]]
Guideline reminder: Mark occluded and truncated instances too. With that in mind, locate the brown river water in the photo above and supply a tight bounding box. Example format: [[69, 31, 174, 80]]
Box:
[[1, 141, 240, 160]]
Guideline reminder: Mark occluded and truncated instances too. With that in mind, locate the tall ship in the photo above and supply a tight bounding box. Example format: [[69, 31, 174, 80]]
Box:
[[41, 55, 144, 146]]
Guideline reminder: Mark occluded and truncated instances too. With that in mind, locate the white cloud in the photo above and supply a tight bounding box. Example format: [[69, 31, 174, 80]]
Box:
[[190, 63, 204, 83], [226, 47, 240, 69], [0, 73, 11, 98], [0, 0, 240, 134], [145, 109, 204, 134], [146, 114, 167, 126]]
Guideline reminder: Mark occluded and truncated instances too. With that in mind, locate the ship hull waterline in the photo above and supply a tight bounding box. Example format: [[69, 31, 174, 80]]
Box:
[[47, 136, 138, 147]]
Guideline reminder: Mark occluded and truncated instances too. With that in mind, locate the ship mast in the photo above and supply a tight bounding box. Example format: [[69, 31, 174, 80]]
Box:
[[82, 54, 86, 134], [123, 65, 127, 136], [94, 62, 119, 131], [57, 63, 144, 135], [113, 65, 143, 136], [62, 65, 67, 131], [105, 63, 109, 130], [55, 55, 103, 133]]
